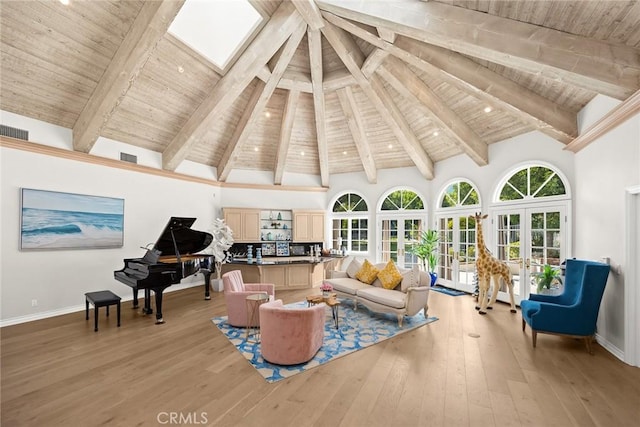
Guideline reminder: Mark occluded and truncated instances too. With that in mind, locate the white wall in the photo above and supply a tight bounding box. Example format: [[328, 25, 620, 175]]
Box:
[[0, 146, 220, 324], [573, 95, 640, 355]]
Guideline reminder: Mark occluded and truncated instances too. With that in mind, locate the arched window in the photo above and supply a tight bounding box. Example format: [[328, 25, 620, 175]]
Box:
[[380, 189, 424, 211], [497, 165, 567, 202], [434, 179, 482, 292], [330, 192, 369, 253], [438, 179, 481, 209], [492, 162, 572, 302], [377, 188, 427, 268]]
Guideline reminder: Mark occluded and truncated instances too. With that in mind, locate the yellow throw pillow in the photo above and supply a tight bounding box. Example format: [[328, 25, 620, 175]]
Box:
[[355, 259, 380, 284], [378, 260, 403, 290]]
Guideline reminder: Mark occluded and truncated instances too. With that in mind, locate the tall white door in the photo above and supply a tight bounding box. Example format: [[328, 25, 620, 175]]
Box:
[[492, 205, 567, 304], [436, 213, 477, 293], [379, 216, 424, 268]]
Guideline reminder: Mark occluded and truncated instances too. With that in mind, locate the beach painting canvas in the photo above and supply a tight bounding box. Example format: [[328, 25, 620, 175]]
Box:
[[20, 188, 124, 250]]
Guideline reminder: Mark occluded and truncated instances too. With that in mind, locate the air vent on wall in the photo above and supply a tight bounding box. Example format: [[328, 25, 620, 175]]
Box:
[[0, 124, 29, 141], [120, 152, 138, 164]]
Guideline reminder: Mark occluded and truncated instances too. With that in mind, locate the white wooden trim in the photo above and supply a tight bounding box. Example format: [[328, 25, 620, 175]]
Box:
[[625, 185, 640, 366]]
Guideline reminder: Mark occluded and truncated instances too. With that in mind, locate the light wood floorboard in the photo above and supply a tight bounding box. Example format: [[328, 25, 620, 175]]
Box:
[[2, 286, 640, 426]]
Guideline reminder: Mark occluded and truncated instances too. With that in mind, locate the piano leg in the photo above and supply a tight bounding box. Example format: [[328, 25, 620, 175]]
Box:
[[142, 288, 153, 315], [153, 287, 168, 324], [132, 287, 139, 309], [202, 269, 212, 300]]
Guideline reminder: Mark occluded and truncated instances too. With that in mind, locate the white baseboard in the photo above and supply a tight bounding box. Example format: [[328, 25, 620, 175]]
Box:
[[0, 281, 204, 328], [595, 332, 626, 363]]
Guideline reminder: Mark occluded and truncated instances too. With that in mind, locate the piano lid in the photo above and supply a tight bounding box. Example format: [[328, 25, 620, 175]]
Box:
[[153, 217, 213, 256]]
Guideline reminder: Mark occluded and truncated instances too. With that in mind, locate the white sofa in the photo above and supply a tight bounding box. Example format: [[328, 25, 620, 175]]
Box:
[[324, 259, 430, 327]]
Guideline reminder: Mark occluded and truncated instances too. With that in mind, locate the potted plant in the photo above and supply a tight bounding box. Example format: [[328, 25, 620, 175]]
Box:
[[208, 218, 234, 292], [407, 229, 439, 286], [534, 264, 563, 293]]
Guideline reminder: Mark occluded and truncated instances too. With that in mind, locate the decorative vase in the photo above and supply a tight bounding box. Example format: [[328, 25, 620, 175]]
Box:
[[247, 245, 253, 264], [322, 291, 330, 298], [429, 272, 437, 287]]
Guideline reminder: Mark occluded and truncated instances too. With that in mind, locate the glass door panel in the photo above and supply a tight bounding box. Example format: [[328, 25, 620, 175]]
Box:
[[493, 205, 566, 304], [379, 216, 424, 268], [380, 219, 398, 264], [435, 213, 477, 292]]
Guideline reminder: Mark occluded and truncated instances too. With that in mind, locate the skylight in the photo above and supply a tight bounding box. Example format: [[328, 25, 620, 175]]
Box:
[[168, 0, 262, 71]]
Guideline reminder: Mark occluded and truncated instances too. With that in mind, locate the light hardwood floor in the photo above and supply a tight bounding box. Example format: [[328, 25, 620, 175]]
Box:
[[2, 286, 639, 426]]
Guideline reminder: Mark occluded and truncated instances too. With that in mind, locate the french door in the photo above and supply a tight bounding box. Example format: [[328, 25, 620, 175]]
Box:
[[436, 213, 477, 293], [492, 204, 568, 304], [379, 216, 424, 268]]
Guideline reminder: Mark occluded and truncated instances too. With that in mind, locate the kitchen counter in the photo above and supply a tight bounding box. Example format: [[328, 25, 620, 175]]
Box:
[[227, 256, 344, 266], [221, 256, 346, 290]]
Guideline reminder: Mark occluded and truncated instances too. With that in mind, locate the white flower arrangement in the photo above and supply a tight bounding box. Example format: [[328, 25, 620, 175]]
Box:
[[209, 218, 234, 280]]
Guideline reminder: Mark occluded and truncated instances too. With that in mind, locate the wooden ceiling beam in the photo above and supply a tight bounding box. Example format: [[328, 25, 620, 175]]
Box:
[[565, 90, 640, 153], [317, 0, 640, 100], [73, 0, 184, 153], [308, 29, 329, 187], [336, 87, 377, 184], [292, 0, 325, 30], [377, 27, 396, 43], [321, 21, 434, 179], [322, 12, 577, 143], [378, 56, 488, 166], [395, 38, 578, 143], [217, 24, 308, 181], [274, 89, 301, 184], [162, 2, 304, 170], [362, 48, 389, 79]]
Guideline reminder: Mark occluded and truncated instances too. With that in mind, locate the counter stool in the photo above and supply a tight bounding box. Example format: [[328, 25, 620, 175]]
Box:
[[85, 290, 121, 332]]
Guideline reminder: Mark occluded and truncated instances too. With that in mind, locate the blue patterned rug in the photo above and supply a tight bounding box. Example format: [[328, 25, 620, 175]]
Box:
[[431, 286, 466, 296], [211, 299, 438, 383]]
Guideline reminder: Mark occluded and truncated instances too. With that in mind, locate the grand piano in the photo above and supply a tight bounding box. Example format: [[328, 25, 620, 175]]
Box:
[[114, 217, 214, 324]]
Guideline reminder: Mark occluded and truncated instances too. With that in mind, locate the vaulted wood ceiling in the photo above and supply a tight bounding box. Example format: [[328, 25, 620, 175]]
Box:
[[2, 0, 640, 186]]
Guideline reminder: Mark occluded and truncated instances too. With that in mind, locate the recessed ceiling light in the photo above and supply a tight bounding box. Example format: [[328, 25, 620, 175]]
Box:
[[300, 151, 305, 156], [433, 131, 439, 136], [177, 66, 184, 74], [484, 106, 492, 113], [265, 111, 271, 118], [343, 151, 347, 155], [253, 147, 259, 152], [59, 0, 70, 5], [388, 144, 393, 149]]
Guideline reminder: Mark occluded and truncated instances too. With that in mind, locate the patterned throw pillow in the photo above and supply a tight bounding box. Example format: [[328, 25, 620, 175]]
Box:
[[346, 259, 362, 279], [378, 260, 403, 290], [355, 259, 380, 284]]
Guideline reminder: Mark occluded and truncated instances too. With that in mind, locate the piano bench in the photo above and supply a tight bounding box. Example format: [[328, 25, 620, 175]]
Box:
[[85, 291, 121, 332]]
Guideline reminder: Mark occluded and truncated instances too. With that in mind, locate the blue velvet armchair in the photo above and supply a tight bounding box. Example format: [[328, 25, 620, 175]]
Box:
[[521, 259, 610, 353]]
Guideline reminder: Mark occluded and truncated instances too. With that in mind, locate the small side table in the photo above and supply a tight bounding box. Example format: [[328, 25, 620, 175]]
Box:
[[245, 293, 270, 342], [85, 290, 121, 332], [306, 293, 340, 329]]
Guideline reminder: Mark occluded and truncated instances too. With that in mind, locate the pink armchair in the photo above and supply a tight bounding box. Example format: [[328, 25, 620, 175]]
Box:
[[222, 270, 275, 327], [259, 299, 325, 365]]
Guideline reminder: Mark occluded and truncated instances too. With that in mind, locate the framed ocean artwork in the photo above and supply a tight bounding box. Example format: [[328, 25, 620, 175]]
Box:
[[20, 188, 124, 250]]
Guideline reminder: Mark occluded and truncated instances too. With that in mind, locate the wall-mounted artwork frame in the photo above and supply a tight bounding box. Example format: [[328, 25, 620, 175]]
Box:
[[20, 188, 124, 250], [276, 241, 289, 256]]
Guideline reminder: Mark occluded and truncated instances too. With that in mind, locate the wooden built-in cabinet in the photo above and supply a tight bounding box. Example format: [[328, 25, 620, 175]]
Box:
[[292, 210, 325, 242], [223, 208, 260, 242], [221, 261, 325, 290]]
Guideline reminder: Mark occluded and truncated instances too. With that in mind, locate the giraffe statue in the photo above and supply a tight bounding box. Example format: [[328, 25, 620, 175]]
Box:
[[471, 212, 517, 315]]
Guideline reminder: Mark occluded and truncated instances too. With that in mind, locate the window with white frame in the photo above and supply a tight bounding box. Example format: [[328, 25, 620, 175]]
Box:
[[330, 192, 368, 253]]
